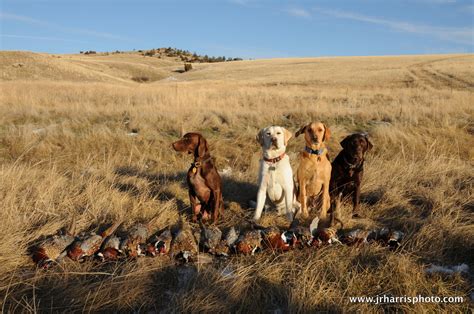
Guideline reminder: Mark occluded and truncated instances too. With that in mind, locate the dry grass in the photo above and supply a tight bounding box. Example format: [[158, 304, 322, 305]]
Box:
[[0, 51, 473, 312]]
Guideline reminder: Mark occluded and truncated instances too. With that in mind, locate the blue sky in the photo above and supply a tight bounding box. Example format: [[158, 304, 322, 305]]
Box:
[[1, 0, 473, 58]]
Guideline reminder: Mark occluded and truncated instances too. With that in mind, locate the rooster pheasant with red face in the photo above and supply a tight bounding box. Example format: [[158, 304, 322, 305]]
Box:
[[120, 216, 161, 258], [236, 230, 263, 255], [261, 226, 297, 252], [67, 220, 122, 262], [316, 227, 342, 245], [146, 228, 173, 257], [97, 235, 122, 261]]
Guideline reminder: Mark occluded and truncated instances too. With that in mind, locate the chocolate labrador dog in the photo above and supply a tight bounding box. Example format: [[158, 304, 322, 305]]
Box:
[[172, 133, 223, 223], [330, 133, 373, 218]]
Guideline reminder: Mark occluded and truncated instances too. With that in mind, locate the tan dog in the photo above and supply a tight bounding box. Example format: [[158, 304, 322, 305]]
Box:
[[295, 122, 332, 220]]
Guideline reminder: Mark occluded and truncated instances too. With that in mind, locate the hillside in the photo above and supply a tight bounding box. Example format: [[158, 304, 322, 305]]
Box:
[[0, 51, 473, 312], [2, 51, 473, 90], [0, 51, 180, 83]]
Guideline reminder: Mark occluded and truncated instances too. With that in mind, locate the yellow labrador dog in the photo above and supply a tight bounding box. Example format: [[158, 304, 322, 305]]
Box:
[[253, 126, 295, 221], [295, 122, 332, 220]]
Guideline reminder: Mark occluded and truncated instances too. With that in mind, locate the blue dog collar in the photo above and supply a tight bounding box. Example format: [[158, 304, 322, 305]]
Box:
[[305, 146, 325, 155]]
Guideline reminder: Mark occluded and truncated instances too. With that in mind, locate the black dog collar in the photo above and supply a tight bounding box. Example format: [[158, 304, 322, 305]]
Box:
[[305, 146, 325, 155]]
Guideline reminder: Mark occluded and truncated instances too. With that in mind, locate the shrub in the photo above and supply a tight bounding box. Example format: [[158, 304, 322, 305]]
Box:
[[131, 76, 150, 83]]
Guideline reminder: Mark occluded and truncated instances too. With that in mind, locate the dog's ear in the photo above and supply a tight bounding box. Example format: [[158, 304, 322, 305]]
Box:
[[323, 124, 331, 142], [295, 125, 307, 138], [283, 128, 292, 146], [197, 135, 209, 157], [365, 137, 373, 152], [256, 129, 265, 146], [340, 135, 351, 150]]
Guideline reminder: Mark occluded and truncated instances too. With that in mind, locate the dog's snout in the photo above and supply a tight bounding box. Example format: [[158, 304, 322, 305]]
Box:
[[271, 137, 278, 143], [172, 141, 181, 151]]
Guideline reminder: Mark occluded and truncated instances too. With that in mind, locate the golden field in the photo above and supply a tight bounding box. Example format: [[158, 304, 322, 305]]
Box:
[[0, 51, 473, 312]]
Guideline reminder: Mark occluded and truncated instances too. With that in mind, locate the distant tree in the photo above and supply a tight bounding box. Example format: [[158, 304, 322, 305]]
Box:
[[144, 49, 156, 57]]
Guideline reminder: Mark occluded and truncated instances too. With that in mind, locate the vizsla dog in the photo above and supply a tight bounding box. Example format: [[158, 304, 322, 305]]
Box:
[[330, 133, 373, 218], [295, 122, 332, 220], [172, 133, 224, 223], [253, 126, 295, 221]]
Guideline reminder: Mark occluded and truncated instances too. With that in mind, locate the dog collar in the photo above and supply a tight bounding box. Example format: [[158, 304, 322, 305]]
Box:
[[191, 156, 212, 173], [343, 155, 363, 170], [305, 146, 325, 155], [264, 153, 285, 164], [192, 156, 212, 167]]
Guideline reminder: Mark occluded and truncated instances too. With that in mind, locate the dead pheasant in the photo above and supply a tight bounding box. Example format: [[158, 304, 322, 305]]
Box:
[[214, 226, 239, 256], [289, 217, 320, 248], [169, 217, 199, 263], [261, 226, 280, 249], [97, 235, 122, 261], [120, 216, 160, 258], [315, 227, 342, 245], [261, 226, 296, 252], [236, 229, 263, 255], [341, 229, 376, 246], [67, 220, 122, 262], [377, 228, 404, 250], [32, 216, 76, 269], [198, 219, 222, 254], [146, 228, 173, 257]]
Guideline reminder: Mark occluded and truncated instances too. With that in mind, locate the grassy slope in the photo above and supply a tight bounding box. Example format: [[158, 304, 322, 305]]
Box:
[[0, 52, 473, 312], [0, 51, 180, 82]]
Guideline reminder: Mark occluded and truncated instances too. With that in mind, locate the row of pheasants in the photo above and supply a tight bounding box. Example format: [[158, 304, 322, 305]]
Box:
[[32, 216, 404, 269]]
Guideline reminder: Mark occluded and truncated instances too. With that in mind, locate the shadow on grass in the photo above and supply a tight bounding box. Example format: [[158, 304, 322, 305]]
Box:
[[2, 259, 336, 313], [114, 166, 259, 223]]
